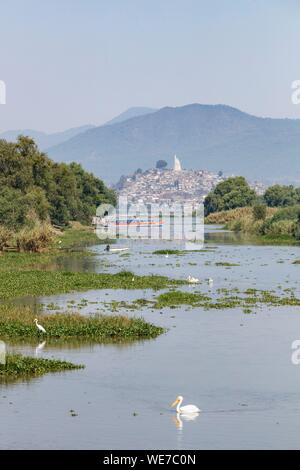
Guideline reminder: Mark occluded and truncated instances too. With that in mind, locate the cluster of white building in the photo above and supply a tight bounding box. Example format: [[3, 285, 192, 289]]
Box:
[[117, 155, 225, 205]]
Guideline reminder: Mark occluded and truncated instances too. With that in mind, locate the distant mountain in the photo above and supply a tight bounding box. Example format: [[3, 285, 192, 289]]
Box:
[[0, 125, 95, 150], [46, 104, 300, 184], [0, 108, 156, 152], [104, 107, 157, 126]]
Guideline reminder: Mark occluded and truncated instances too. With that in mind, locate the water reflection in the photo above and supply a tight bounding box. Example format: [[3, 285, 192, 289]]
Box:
[[172, 412, 199, 430], [0, 340, 6, 365], [35, 341, 46, 357]]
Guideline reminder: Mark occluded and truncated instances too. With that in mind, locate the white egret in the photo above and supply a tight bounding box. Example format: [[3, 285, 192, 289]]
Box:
[[208, 278, 214, 285], [171, 396, 200, 414], [187, 275, 199, 284], [34, 318, 46, 334]]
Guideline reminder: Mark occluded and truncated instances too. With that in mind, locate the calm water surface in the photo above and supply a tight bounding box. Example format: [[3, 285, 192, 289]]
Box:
[[1, 226, 300, 449]]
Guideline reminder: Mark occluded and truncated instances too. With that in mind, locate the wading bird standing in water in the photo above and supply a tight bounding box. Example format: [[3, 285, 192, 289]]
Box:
[[34, 318, 46, 334]]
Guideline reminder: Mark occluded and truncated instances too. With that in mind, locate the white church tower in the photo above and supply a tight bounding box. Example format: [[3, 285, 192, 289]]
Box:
[[173, 154, 182, 172]]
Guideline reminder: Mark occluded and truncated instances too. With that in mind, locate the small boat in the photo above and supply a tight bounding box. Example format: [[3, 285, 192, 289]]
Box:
[[105, 247, 129, 253]]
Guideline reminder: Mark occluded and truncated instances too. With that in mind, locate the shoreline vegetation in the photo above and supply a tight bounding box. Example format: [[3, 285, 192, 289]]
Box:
[[206, 206, 300, 244], [0, 353, 84, 380], [204, 177, 300, 244]]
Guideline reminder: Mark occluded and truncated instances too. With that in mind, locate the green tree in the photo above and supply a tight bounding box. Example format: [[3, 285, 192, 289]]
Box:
[[0, 136, 116, 228], [156, 160, 168, 170], [204, 177, 257, 215], [263, 185, 300, 207]]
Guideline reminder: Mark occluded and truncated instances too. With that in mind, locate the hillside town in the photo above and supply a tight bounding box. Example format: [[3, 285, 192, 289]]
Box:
[[115, 156, 265, 205]]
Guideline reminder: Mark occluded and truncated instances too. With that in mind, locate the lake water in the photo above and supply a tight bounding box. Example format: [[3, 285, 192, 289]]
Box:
[[1, 226, 300, 449]]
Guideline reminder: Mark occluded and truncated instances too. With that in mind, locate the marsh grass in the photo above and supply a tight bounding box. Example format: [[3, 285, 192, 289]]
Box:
[[0, 270, 184, 300], [0, 305, 164, 340], [58, 223, 102, 249], [0, 353, 84, 379], [205, 207, 277, 225], [15, 223, 55, 253]]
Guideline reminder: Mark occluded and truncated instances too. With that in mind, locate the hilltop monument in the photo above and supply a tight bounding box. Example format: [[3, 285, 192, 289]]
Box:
[[173, 154, 182, 172]]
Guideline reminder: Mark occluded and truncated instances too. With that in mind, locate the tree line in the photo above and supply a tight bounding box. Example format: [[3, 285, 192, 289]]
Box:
[[204, 176, 300, 216], [0, 136, 116, 228]]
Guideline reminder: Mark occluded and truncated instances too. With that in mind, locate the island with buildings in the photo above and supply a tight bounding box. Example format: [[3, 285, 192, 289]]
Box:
[[115, 155, 226, 205]]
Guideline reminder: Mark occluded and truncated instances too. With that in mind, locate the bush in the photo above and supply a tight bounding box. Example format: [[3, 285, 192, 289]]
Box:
[[292, 222, 300, 240], [0, 225, 13, 251], [253, 204, 267, 221], [15, 223, 54, 252], [261, 219, 294, 237]]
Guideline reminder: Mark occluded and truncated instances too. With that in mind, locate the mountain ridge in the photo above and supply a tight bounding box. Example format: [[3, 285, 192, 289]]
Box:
[[46, 103, 300, 184]]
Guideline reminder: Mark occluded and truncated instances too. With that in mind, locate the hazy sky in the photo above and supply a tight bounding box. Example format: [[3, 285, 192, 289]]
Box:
[[1, 0, 300, 132]]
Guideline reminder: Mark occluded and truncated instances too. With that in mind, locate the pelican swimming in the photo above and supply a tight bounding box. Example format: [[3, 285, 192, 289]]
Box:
[[34, 318, 46, 334], [171, 396, 200, 414], [187, 275, 199, 284]]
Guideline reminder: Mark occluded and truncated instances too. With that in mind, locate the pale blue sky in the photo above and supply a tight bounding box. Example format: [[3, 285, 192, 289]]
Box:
[[0, 0, 300, 132]]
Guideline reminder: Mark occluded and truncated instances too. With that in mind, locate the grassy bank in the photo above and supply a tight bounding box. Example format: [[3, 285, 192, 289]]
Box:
[[0, 353, 84, 379], [57, 222, 103, 250], [0, 306, 164, 340]]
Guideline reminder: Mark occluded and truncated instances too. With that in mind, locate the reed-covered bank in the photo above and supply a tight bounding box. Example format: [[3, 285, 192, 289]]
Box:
[[205, 206, 277, 225], [206, 205, 300, 244]]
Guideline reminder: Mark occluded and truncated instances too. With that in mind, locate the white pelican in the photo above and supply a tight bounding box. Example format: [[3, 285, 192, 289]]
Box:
[[34, 318, 46, 334], [171, 395, 200, 414], [187, 275, 199, 284]]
